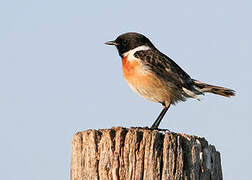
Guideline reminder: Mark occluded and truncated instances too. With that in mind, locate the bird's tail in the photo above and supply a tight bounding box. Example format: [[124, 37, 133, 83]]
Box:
[[193, 79, 235, 97]]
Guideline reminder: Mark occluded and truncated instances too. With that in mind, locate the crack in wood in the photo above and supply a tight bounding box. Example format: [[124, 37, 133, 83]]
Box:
[[71, 127, 223, 180]]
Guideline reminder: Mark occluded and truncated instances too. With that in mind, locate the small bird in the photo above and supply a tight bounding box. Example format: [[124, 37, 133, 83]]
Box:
[[105, 32, 235, 129]]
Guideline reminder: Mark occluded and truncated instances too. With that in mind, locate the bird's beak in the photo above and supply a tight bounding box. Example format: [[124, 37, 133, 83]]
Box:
[[105, 40, 119, 46]]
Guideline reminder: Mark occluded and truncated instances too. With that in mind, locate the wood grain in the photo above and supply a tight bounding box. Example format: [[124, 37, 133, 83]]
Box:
[[71, 127, 222, 180]]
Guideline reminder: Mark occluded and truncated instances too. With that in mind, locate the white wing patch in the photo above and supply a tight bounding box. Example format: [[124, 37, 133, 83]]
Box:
[[182, 87, 201, 101]]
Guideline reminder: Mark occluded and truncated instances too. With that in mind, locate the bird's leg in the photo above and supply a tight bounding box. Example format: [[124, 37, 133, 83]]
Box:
[[150, 105, 170, 129]]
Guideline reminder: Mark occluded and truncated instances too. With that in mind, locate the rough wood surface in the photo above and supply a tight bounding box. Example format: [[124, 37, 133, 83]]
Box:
[[71, 127, 222, 180]]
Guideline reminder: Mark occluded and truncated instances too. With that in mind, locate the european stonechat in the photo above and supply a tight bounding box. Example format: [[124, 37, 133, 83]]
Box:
[[105, 32, 235, 129]]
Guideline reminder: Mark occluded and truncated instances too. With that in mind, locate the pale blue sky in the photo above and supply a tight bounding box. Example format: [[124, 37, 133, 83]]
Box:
[[0, 0, 251, 179]]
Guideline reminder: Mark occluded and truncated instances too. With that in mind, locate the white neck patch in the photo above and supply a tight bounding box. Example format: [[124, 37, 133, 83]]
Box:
[[122, 45, 150, 61]]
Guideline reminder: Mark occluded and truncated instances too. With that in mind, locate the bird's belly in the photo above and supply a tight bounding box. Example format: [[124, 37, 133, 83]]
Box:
[[122, 57, 170, 103]]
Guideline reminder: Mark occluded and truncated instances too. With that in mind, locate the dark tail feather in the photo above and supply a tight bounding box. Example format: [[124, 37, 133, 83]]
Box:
[[193, 80, 235, 97]]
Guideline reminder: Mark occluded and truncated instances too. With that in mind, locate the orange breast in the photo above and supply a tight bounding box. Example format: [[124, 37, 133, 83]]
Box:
[[122, 55, 158, 85], [121, 56, 167, 101], [122, 56, 142, 79], [121, 56, 182, 105]]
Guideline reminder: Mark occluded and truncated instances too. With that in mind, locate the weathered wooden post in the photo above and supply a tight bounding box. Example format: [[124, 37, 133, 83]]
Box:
[[71, 127, 222, 180]]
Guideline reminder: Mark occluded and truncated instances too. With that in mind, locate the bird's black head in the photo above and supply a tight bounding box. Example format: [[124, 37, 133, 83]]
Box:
[[105, 32, 155, 57]]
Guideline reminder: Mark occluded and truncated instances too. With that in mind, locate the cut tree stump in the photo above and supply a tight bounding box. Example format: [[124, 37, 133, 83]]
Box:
[[71, 127, 222, 180]]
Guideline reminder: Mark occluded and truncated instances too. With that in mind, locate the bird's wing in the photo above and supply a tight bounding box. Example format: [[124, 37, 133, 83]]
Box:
[[134, 49, 194, 90]]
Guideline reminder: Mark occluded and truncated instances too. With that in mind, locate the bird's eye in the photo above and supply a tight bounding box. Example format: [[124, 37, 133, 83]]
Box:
[[122, 39, 128, 45]]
